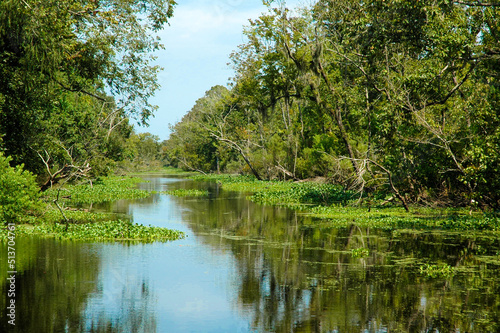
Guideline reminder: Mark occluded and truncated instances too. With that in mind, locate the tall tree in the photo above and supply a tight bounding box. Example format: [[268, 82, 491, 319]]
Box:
[[0, 0, 176, 181]]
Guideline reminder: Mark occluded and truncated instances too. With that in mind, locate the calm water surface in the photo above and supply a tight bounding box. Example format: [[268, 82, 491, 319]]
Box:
[[1, 176, 500, 332]]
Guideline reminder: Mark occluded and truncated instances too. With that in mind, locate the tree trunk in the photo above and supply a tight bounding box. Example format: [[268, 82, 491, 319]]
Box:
[[316, 59, 360, 176], [217, 137, 262, 180]]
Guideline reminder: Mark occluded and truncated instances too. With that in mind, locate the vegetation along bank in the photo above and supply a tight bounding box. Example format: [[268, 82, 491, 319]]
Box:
[[1, 1, 499, 237], [0, 165, 184, 242], [164, 1, 500, 212], [191, 173, 500, 232]]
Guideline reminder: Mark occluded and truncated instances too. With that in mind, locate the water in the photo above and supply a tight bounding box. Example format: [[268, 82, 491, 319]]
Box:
[[2, 176, 500, 332]]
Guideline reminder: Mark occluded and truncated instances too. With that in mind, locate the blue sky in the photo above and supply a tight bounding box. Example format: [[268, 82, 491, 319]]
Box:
[[135, 0, 304, 141]]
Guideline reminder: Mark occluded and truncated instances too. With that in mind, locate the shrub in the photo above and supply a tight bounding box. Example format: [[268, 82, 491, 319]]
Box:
[[0, 153, 42, 224]]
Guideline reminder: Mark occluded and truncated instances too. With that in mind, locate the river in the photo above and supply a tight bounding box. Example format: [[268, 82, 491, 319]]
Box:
[[1, 175, 500, 332]]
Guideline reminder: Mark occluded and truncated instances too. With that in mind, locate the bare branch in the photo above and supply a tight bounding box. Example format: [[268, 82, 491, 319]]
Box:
[[210, 133, 263, 180], [173, 157, 207, 175]]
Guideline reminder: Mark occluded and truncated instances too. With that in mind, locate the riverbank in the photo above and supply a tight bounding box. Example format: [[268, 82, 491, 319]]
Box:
[[189, 173, 500, 232], [3, 169, 498, 242], [0, 176, 185, 242]]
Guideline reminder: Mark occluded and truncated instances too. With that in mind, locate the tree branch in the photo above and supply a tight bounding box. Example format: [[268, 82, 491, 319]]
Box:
[[53, 79, 107, 102], [454, 1, 500, 6], [425, 63, 476, 107]]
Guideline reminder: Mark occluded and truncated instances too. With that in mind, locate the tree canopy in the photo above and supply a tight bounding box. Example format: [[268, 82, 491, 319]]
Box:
[[0, 0, 176, 183], [164, 0, 500, 210]]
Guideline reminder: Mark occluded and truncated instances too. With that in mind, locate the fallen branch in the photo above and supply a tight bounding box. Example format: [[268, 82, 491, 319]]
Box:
[[275, 163, 299, 181]]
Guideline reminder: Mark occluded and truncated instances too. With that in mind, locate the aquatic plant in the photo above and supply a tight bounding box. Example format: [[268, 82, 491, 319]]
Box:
[[4, 220, 185, 242], [132, 166, 199, 177], [192, 174, 500, 232], [351, 247, 370, 258], [419, 263, 455, 278], [192, 174, 355, 206], [42, 209, 113, 224], [162, 189, 208, 197], [439, 215, 500, 231], [42, 176, 150, 204]]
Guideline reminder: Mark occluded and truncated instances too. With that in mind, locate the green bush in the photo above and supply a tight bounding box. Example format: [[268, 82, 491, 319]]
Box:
[[0, 153, 42, 224]]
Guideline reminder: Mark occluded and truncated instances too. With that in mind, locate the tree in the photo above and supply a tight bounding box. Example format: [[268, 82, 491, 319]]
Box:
[[165, 0, 500, 209], [0, 0, 176, 181]]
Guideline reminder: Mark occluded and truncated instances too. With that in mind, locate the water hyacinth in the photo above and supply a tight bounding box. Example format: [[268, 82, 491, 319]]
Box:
[[191, 174, 355, 206], [5, 175, 187, 243], [191, 174, 500, 232], [351, 247, 370, 258], [419, 263, 455, 278], [43, 176, 150, 204], [17, 220, 185, 242], [162, 189, 209, 197]]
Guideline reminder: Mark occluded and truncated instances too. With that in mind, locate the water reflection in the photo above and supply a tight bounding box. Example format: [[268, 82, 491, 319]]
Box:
[[2, 176, 500, 332], [0, 239, 99, 332], [148, 177, 500, 332], [82, 244, 157, 333]]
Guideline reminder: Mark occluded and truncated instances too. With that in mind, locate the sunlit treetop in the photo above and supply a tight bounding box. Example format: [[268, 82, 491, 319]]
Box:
[[0, 0, 176, 124]]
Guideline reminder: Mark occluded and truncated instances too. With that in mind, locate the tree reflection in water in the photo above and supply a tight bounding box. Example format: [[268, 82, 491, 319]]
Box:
[[83, 277, 156, 333], [7, 177, 496, 332], [163, 181, 500, 332], [0, 238, 100, 332], [0, 238, 157, 333]]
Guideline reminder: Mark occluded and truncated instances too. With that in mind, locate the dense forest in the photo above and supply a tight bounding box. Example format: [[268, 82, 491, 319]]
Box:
[[0, 0, 173, 223], [1, 0, 499, 224], [164, 0, 500, 210]]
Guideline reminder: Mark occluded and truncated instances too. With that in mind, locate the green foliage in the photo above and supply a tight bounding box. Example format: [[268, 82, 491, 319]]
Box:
[[420, 263, 455, 279], [162, 189, 208, 197], [165, 0, 500, 210], [0, 0, 176, 181], [0, 153, 42, 224], [250, 182, 355, 207], [42, 209, 113, 225], [351, 247, 370, 258], [43, 176, 149, 204], [440, 214, 500, 231], [0, 220, 185, 242], [197, 173, 500, 231], [0, 173, 185, 242], [162, 86, 230, 174]]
